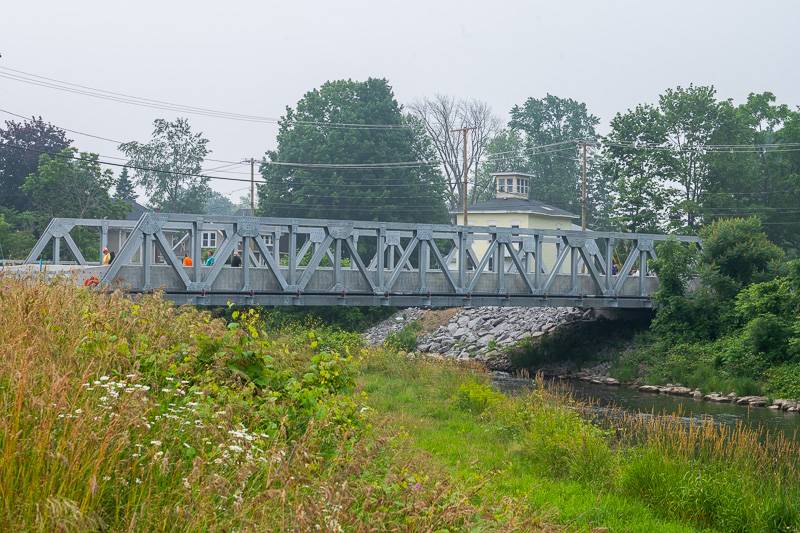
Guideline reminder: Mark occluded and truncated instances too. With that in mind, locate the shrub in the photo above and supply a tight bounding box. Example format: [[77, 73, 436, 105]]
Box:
[[652, 238, 698, 298], [384, 321, 422, 352], [735, 276, 797, 321], [700, 217, 783, 298], [764, 363, 800, 399], [453, 381, 503, 414], [743, 315, 793, 363]]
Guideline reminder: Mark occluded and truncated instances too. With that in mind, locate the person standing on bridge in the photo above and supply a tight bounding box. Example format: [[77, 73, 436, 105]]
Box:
[[182, 254, 193, 267], [231, 251, 242, 267], [204, 252, 215, 266], [102, 247, 112, 265]]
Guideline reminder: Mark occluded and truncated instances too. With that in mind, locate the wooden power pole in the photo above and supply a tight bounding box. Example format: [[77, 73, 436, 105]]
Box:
[[451, 127, 474, 225], [580, 141, 588, 231]]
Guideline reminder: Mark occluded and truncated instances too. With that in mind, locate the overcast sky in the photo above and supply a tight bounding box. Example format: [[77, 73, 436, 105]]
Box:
[[3, 0, 799, 202]]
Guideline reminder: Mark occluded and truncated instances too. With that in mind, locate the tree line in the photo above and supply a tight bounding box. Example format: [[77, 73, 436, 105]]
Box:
[[1, 79, 799, 260]]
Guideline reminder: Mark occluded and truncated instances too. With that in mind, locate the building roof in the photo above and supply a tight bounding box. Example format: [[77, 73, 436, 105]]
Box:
[[451, 197, 578, 219], [490, 171, 536, 178], [124, 199, 150, 220]]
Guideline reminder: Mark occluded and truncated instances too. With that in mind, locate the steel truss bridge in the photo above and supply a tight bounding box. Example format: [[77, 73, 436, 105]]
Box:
[[21, 213, 700, 308]]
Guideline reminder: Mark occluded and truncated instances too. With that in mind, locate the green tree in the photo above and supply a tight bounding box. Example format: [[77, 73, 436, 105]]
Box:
[[114, 166, 137, 203], [258, 79, 447, 223], [119, 118, 211, 213], [204, 190, 236, 215], [0, 117, 71, 211], [602, 104, 675, 232], [603, 85, 761, 233], [705, 93, 800, 252], [499, 94, 603, 216], [700, 217, 783, 299], [22, 148, 125, 220]]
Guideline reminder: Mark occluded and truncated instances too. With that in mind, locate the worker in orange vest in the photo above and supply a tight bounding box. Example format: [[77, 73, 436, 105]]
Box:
[[182, 254, 193, 267]]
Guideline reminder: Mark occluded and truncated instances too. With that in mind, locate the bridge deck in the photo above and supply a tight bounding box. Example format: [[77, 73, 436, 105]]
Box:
[[21, 213, 700, 308]]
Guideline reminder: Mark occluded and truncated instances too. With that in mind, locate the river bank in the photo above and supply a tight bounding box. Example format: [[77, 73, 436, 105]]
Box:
[[4, 277, 800, 531], [365, 307, 800, 419]]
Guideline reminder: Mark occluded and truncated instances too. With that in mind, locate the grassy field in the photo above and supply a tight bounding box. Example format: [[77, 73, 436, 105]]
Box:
[[1, 276, 799, 531]]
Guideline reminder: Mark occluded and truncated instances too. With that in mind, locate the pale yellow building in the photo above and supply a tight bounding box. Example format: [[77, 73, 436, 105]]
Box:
[[452, 172, 579, 273]]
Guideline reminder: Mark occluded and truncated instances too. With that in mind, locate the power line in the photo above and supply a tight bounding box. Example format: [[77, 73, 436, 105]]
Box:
[[603, 140, 800, 153], [0, 66, 412, 130], [0, 143, 454, 200]]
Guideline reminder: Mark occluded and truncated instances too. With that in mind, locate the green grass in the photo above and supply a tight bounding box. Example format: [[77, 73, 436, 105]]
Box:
[[361, 352, 800, 532], [3, 276, 798, 531], [361, 356, 698, 532]]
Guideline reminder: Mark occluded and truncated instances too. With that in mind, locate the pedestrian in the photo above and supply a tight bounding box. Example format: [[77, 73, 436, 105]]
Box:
[[204, 252, 215, 266], [231, 251, 242, 267], [182, 254, 193, 267], [102, 247, 112, 265]]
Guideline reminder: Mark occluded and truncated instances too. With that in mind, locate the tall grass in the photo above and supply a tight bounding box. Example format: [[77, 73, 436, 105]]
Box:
[[364, 350, 800, 532], [0, 276, 524, 531]]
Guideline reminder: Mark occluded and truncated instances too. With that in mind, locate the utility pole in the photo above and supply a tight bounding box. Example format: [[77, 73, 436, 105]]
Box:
[[580, 141, 588, 231], [451, 127, 475, 225], [249, 158, 256, 213]]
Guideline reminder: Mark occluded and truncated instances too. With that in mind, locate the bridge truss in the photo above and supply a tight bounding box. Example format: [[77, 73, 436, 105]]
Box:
[[23, 213, 700, 308]]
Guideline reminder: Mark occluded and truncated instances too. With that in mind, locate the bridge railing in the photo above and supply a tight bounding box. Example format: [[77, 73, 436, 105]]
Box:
[[22, 212, 701, 307]]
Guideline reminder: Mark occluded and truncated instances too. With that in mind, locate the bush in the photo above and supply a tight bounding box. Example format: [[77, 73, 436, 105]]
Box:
[[260, 306, 396, 332], [453, 381, 503, 414], [764, 363, 800, 398], [700, 217, 783, 298], [743, 315, 793, 363], [384, 321, 422, 352], [652, 238, 698, 298]]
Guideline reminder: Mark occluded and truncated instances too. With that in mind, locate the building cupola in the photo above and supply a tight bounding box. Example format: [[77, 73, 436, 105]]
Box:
[[492, 172, 532, 199]]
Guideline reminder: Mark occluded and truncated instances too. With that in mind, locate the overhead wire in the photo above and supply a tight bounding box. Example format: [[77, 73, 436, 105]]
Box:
[[0, 66, 412, 130]]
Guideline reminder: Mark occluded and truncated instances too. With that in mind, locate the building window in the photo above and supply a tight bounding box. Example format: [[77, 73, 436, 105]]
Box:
[[498, 178, 505, 192], [201, 231, 217, 248], [518, 179, 529, 194]]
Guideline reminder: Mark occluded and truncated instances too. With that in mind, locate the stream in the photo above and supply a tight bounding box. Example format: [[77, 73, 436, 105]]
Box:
[[493, 374, 800, 440]]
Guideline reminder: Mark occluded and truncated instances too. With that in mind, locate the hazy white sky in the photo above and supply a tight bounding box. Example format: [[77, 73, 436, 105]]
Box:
[[3, 0, 799, 201]]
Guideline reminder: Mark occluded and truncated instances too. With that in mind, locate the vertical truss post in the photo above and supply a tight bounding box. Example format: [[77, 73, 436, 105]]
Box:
[[242, 235, 251, 290], [193, 220, 202, 282], [495, 233, 505, 293], [458, 229, 467, 289], [376, 225, 385, 291], [273, 228, 281, 265], [418, 240, 429, 293], [334, 237, 342, 290], [53, 237, 61, 264], [534, 234, 542, 290], [288, 223, 298, 286], [638, 239, 653, 297], [416, 226, 433, 294], [142, 233, 152, 290], [605, 237, 614, 291], [101, 221, 109, 263], [570, 246, 578, 294]]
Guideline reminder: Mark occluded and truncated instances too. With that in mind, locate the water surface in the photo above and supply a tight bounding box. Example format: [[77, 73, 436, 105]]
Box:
[[493, 374, 800, 440]]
